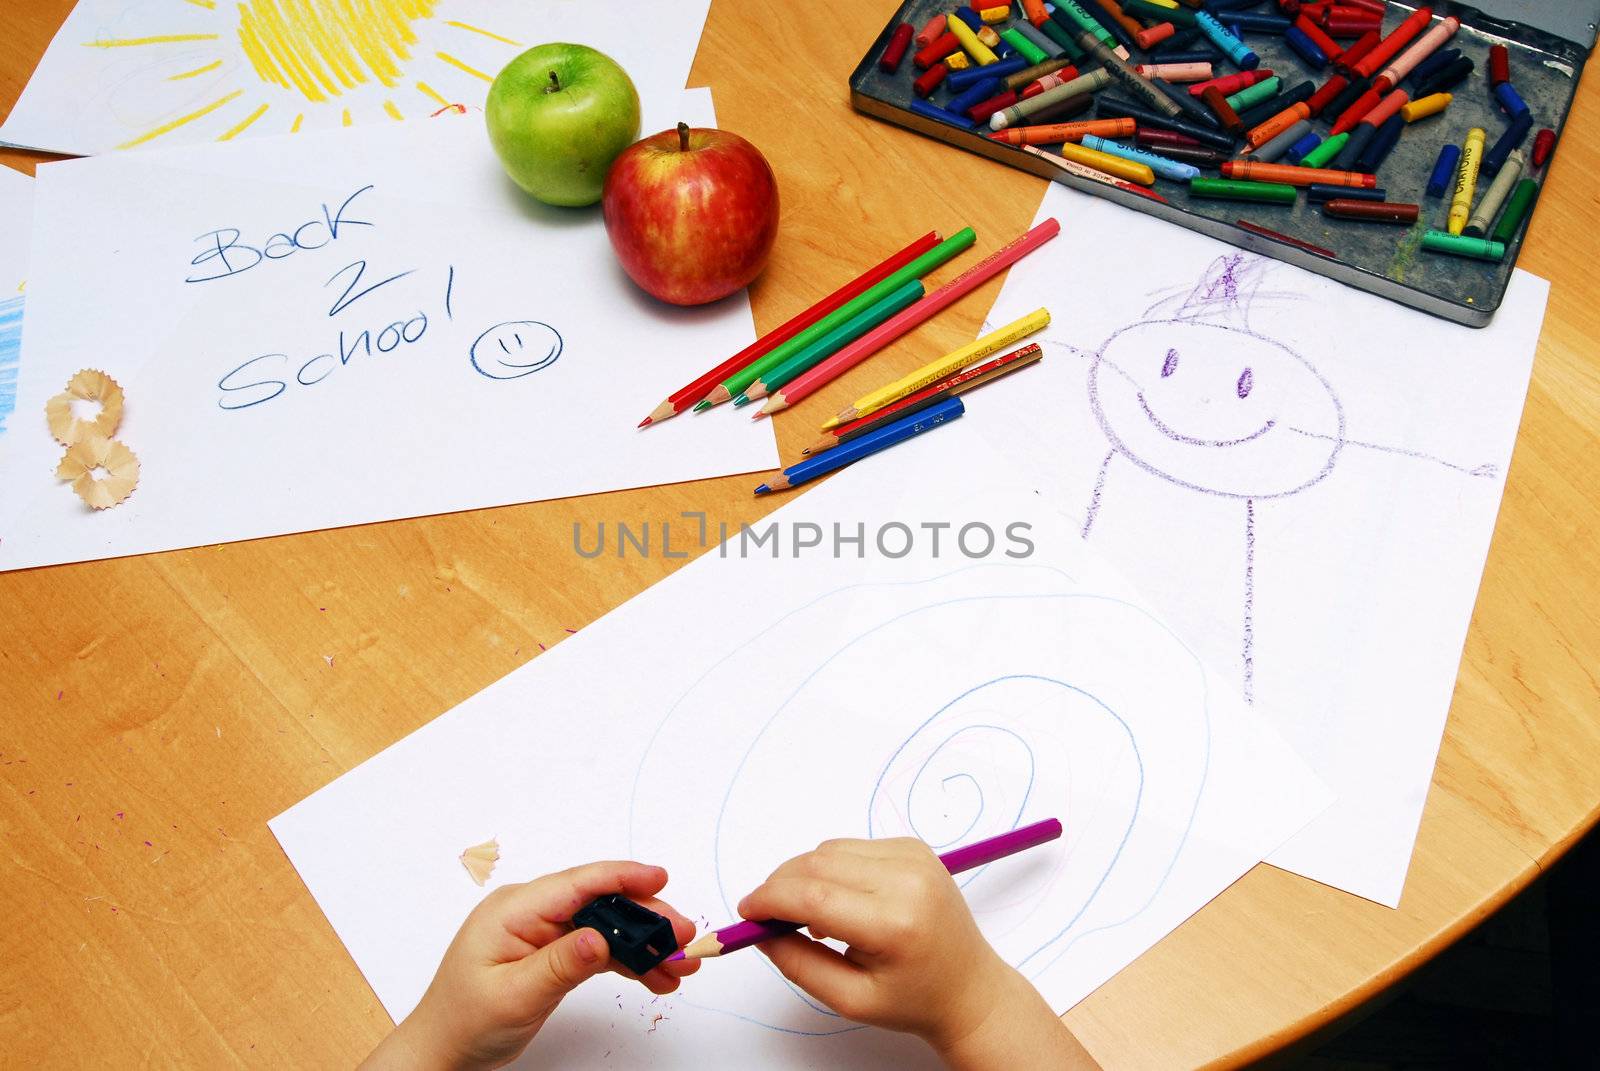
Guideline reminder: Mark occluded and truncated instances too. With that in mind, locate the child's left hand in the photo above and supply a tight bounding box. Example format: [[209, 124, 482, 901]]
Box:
[[361, 860, 698, 1070]]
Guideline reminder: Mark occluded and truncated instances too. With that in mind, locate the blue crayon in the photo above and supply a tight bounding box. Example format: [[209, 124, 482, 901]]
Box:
[[1483, 111, 1533, 176], [1195, 10, 1259, 69], [1407, 47, 1460, 87], [946, 56, 1027, 92], [1332, 121, 1378, 170], [952, 7, 984, 31], [945, 76, 1002, 116], [1285, 131, 1323, 164], [1283, 25, 1329, 68], [1145, 49, 1221, 65], [1356, 114, 1405, 173], [1426, 143, 1462, 198], [909, 98, 976, 131], [1306, 184, 1388, 203], [1081, 134, 1202, 181], [1228, 13, 1293, 33], [1493, 81, 1531, 119]]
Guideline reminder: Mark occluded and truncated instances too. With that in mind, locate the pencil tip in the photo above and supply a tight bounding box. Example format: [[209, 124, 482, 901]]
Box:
[[732, 394, 749, 408], [753, 484, 770, 495], [750, 410, 766, 421], [692, 401, 711, 413], [637, 417, 652, 428]]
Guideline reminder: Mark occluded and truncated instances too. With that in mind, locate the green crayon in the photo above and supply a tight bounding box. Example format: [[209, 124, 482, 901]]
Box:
[[1189, 177, 1298, 205], [1226, 76, 1283, 113], [1420, 230, 1506, 261], [1299, 132, 1349, 170], [1490, 178, 1540, 245], [1000, 27, 1048, 66]]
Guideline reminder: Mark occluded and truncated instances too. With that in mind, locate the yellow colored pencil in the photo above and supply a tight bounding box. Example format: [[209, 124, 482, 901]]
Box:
[[822, 308, 1050, 430]]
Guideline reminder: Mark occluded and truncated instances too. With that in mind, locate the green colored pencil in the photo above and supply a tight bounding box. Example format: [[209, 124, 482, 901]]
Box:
[[696, 227, 976, 409], [735, 279, 925, 405]]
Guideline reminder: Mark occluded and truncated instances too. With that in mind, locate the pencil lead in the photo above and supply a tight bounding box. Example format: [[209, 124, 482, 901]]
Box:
[[692, 401, 712, 413], [732, 394, 750, 408], [637, 417, 652, 428], [749, 409, 767, 421], [753, 484, 770, 495]]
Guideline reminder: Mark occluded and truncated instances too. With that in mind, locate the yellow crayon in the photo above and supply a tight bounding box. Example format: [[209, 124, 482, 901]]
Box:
[[979, 5, 1011, 22], [977, 25, 1003, 48], [1054, 140, 1157, 185], [945, 51, 971, 70], [947, 13, 999, 65], [1400, 92, 1452, 123], [1449, 127, 1485, 236], [825, 309, 1051, 429]]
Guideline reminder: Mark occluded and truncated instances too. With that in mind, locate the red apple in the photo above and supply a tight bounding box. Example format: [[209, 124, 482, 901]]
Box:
[[602, 123, 779, 306]]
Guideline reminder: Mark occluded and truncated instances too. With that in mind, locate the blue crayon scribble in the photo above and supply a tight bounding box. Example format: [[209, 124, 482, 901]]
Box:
[[0, 295, 22, 436]]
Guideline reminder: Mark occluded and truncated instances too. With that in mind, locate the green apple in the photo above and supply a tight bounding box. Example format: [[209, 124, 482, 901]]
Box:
[[486, 43, 641, 207]]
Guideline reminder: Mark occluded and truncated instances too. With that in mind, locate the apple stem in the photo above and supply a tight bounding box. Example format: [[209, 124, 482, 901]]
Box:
[[677, 122, 690, 152], [546, 70, 560, 93]]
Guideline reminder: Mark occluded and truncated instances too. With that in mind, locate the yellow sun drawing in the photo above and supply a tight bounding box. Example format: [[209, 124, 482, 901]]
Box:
[[85, 1, 521, 149]]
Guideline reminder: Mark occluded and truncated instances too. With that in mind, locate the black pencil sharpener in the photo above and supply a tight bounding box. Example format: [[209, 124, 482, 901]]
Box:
[[571, 894, 679, 975]]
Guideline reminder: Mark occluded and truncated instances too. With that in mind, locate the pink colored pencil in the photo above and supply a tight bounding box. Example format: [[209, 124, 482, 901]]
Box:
[[672, 818, 1063, 960], [756, 218, 1060, 416]]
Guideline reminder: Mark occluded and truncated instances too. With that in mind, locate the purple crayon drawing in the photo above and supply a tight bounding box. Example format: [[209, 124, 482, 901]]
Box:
[[671, 818, 1064, 961]]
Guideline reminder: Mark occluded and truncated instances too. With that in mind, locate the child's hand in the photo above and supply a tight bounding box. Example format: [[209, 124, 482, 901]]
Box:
[[740, 838, 1098, 1070], [363, 860, 697, 1071]]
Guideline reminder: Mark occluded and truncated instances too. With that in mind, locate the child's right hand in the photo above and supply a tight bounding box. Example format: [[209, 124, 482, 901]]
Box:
[[739, 836, 1098, 1070]]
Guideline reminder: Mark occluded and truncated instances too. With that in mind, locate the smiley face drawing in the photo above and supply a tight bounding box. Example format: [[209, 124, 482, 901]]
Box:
[[1075, 253, 1490, 702], [469, 320, 562, 380]]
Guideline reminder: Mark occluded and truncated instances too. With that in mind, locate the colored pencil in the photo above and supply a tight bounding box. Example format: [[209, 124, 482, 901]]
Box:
[[822, 308, 1050, 430], [757, 218, 1060, 416], [697, 229, 977, 410], [636, 231, 940, 426], [673, 818, 1063, 960], [802, 342, 1042, 455], [753, 396, 964, 494], [735, 279, 925, 406]]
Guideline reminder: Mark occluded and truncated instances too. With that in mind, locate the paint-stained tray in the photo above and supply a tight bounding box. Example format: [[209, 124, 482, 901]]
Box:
[[850, 1, 1593, 326]]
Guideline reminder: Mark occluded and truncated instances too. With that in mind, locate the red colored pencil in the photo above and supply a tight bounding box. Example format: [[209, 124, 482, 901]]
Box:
[[636, 231, 941, 427], [756, 218, 1060, 416]]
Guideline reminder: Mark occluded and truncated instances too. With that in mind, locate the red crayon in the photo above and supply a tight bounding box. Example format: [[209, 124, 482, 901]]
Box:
[[1137, 126, 1204, 150], [1323, 198, 1420, 224], [1306, 73, 1351, 117], [1189, 68, 1272, 97], [1222, 159, 1377, 187], [1330, 85, 1383, 134], [1532, 128, 1556, 168], [880, 23, 914, 74], [1294, 14, 1344, 61], [1202, 85, 1246, 134], [1352, 7, 1433, 79], [969, 90, 1019, 122], [1326, 10, 1383, 37], [1336, 30, 1382, 74], [1489, 43, 1510, 86], [1361, 87, 1410, 129], [914, 31, 962, 69], [1135, 22, 1176, 50], [913, 62, 949, 97]]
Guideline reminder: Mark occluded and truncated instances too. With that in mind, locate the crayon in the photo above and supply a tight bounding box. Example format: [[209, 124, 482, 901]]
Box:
[[1300, 131, 1349, 169], [1448, 127, 1485, 235], [1138, 62, 1213, 83], [1493, 81, 1530, 120], [1095, 96, 1238, 151], [968, 90, 1020, 123], [1027, 91, 1096, 126], [1352, 6, 1433, 80], [1332, 123, 1377, 170], [1236, 80, 1315, 133], [1235, 219, 1337, 259], [1201, 85, 1246, 134], [1414, 56, 1473, 98], [946, 76, 1003, 116], [1532, 128, 1556, 169], [1189, 69, 1272, 98], [1294, 15, 1344, 62], [1406, 47, 1460, 89], [1149, 143, 1229, 168], [978, 5, 1011, 25], [1195, 10, 1258, 69], [1306, 183, 1387, 203], [945, 52, 971, 72], [1054, 0, 1116, 49], [1124, 0, 1195, 27], [1025, 145, 1172, 202], [1483, 111, 1533, 177], [915, 14, 947, 49], [1136, 126, 1202, 150], [951, 8, 983, 32], [1246, 102, 1311, 148], [913, 63, 950, 97], [1306, 74, 1351, 117], [1189, 177, 1298, 204], [753, 397, 965, 495], [1051, 139, 1157, 184], [1420, 230, 1504, 261], [1375, 16, 1459, 91], [1081, 134, 1200, 180], [1330, 85, 1383, 135], [1362, 88, 1411, 131], [1323, 199, 1419, 224], [1000, 26, 1048, 65], [1284, 25, 1330, 69], [1004, 57, 1076, 90], [1254, 119, 1314, 163], [1034, 16, 1087, 60], [1284, 131, 1322, 164], [1090, 0, 1145, 45], [1150, 77, 1226, 132], [1226, 76, 1283, 114], [947, 56, 1027, 92], [1225, 12, 1291, 34], [880, 24, 914, 73], [1223, 160, 1376, 188], [1425, 143, 1460, 198], [1013, 20, 1067, 60], [1148, 49, 1222, 66], [947, 12, 999, 65], [1490, 178, 1539, 245], [1074, 30, 1182, 118], [988, 116, 1134, 144], [1336, 29, 1382, 76], [1400, 92, 1451, 123], [909, 97, 976, 131], [991, 68, 1111, 128], [1488, 43, 1510, 86], [1324, 76, 1374, 122], [914, 32, 963, 70], [1326, 10, 1384, 37], [1135, 21, 1177, 51], [1355, 114, 1405, 173], [1466, 149, 1525, 238]]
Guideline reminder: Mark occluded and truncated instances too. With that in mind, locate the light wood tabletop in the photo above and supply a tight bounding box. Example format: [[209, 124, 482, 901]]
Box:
[[2, 2, 1597, 1067]]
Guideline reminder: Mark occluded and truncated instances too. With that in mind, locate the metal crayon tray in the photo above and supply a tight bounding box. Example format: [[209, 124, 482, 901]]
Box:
[[849, 1, 1594, 325]]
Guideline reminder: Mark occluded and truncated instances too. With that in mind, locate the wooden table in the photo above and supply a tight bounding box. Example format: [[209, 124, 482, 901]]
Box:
[[3, 3, 1597, 1066]]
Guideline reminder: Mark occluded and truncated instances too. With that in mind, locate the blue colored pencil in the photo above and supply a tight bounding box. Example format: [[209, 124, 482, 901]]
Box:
[[753, 396, 964, 494]]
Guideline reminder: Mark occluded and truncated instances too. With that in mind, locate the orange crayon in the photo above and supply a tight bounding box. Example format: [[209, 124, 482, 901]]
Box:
[[1245, 102, 1311, 148], [988, 116, 1135, 144], [1221, 160, 1377, 188]]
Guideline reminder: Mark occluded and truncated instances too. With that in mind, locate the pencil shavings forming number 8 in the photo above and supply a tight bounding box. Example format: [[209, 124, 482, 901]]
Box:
[[55, 435, 141, 510], [44, 369, 124, 446]]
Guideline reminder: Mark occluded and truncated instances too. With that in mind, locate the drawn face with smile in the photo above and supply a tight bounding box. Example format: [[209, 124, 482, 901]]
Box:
[[1088, 320, 1345, 499]]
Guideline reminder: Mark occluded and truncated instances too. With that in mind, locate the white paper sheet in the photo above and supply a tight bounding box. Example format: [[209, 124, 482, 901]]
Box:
[[0, 166, 31, 440], [0, 1, 711, 156], [0, 92, 778, 570], [976, 184, 1548, 906], [270, 422, 1331, 1068]]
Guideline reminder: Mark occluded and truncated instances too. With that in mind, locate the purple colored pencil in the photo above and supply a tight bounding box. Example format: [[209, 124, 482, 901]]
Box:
[[672, 818, 1064, 960]]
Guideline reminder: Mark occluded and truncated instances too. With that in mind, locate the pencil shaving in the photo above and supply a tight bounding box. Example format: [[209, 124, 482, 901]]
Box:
[[459, 837, 499, 886], [55, 435, 140, 510], [45, 369, 124, 446]]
